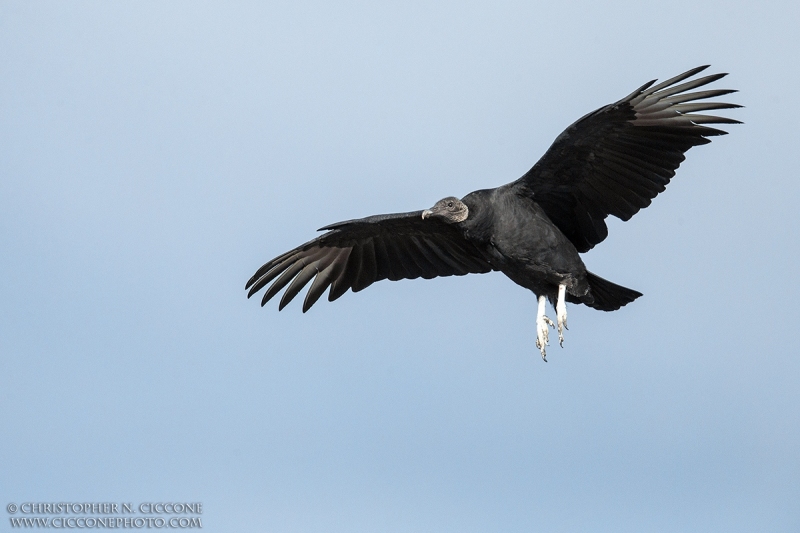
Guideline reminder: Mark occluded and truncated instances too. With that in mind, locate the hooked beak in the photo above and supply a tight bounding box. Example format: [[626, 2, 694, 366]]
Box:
[[421, 209, 433, 220]]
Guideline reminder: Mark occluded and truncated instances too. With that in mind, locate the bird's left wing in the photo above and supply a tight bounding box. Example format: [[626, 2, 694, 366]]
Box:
[[511, 65, 741, 253], [246, 210, 495, 312]]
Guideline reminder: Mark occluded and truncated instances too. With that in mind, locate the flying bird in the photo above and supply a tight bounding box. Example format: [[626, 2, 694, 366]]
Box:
[[246, 66, 740, 360]]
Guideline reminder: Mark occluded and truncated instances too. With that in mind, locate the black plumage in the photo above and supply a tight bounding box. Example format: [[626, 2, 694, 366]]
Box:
[[246, 66, 739, 356]]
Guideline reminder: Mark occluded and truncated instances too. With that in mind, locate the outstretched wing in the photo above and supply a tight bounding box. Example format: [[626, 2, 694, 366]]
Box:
[[246, 211, 495, 312], [512, 65, 741, 253]]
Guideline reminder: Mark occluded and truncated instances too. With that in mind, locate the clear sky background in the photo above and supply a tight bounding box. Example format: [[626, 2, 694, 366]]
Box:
[[1, 1, 798, 531]]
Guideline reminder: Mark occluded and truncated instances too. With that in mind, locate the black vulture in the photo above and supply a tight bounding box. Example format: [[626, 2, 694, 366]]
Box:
[[246, 66, 740, 360]]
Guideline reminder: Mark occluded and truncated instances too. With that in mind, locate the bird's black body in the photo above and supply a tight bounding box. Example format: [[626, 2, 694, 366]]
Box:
[[459, 187, 589, 305], [246, 66, 739, 353]]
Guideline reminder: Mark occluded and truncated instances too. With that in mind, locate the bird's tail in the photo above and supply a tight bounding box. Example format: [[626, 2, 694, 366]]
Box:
[[583, 272, 642, 311]]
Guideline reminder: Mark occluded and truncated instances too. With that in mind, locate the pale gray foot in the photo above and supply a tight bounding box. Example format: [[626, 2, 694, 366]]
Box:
[[535, 294, 554, 361], [556, 283, 568, 347]]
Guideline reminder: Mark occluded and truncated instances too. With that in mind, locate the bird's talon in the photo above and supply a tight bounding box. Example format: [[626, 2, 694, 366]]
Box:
[[555, 284, 568, 350], [535, 295, 553, 361]]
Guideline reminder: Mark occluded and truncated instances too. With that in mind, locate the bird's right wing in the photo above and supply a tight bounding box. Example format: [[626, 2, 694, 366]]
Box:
[[246, 210, 496, 312]]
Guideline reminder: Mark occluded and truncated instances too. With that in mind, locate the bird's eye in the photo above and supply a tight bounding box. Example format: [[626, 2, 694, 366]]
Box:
[[447, 201, 454, 208]]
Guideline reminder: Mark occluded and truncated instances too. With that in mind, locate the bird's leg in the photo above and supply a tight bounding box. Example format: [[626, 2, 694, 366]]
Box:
[[535, 294, 555, 361], [556, 283, 568, 347]]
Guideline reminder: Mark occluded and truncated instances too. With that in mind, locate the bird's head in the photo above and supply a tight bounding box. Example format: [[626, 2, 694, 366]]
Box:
[[421, 196, 469, 224]]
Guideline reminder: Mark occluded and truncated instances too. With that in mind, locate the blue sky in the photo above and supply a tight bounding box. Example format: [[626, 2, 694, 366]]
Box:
[[1, 1, 798, 531]]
